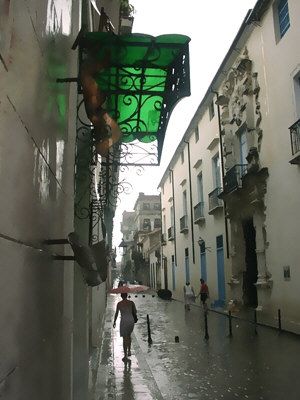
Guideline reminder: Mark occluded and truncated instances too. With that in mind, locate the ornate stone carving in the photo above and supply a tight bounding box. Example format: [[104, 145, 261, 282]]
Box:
[[253, 72, 263, 151], [218, 48, 271, 307], [219, 47, 263, 172]]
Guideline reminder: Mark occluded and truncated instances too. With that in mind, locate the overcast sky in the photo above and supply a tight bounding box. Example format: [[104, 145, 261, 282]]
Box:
[[113, 0, 257, 258]]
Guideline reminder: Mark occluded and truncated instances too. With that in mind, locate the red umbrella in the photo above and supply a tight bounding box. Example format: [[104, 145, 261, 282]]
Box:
[[109, 284, 149, 294]]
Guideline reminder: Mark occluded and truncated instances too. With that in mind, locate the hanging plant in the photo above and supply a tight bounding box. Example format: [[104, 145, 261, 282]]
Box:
[[120, 0, 134, 17]]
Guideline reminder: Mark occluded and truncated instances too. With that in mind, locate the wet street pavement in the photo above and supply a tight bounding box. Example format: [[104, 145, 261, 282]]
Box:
[[90, 294, 300, 400]]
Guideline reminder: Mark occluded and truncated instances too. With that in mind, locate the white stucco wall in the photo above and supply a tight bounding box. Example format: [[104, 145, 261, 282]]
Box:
[[242, 0, 300, 329], [160, 106, 228, 303]]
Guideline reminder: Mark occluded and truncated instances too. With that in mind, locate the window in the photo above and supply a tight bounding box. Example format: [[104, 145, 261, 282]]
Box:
[[212, 154, 221, 188], [143, 203, 150, 210], [278, 0, 290, 38], [153, 203, 160, 210], [181, 150, 184, 164], [216, 234, 223, 249], [143, 218, 151, 230], [183, 190, 188, 216], [184, 247, 190, 282], [170, 205, 174, 227], [239, 129, 248, 164], [195, 126, 199, 142], [293, 72, 300, 119], [197, 173, 204, 203], [154, 218, 161, 228], [209, 100, 215, 120], [200, 241, 206, 253], [171, 255, 176, 290]]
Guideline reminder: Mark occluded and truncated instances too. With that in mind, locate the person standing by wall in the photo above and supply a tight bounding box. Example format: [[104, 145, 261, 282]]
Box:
[[183, 282, 195, 311], [197, 278, 209, 310]]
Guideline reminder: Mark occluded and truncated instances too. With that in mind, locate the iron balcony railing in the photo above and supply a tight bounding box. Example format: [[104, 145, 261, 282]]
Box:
[[168, 226, 175, 241], [208, 187, 223, 212], [223, 164, 248, 194], [180, 215, 188, 232], [289, 119, 300, 156], [194, 202, 204, 222]]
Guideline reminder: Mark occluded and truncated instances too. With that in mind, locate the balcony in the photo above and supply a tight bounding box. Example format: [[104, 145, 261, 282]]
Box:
[[208, 187, 223, 214], [168, 226, 175, 241], [194, 202, 205, 223], [289, 119, 300, 164], [180, 215, 188, 232], [223, 164, 248, 194]]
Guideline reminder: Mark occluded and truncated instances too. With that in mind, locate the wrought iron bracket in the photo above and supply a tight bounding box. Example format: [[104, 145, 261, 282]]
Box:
[[43, 239, 69, 245], [56, 77, 79, 83], [52, 255, 76, 261]]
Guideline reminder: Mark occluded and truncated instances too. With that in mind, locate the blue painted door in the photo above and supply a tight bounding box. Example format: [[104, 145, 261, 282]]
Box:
[[200, 253, 207, 282], [185, 248, 190, 283], [171, 255, 176, 290], [200, 241, 207, 281], [216, 235, 225, 306]]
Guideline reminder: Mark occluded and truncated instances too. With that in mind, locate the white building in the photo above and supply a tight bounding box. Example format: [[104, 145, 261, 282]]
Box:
[[159, 0, 300, 333]]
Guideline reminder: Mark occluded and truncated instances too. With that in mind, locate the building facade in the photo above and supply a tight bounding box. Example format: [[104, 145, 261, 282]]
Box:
[[133, 192, 162, 234], [0, 1, 127, 399], [120, 193, 161, 285], [159, 0, 300, 333]]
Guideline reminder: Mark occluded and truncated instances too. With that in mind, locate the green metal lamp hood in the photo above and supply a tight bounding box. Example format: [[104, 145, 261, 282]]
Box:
[[79, 32, 191, 164]]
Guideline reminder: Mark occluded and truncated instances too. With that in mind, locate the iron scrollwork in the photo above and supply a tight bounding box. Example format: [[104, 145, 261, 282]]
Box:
[[74, 99, 103, 244]]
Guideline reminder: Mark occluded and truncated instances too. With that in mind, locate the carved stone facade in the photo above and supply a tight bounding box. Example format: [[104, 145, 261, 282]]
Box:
[[218, 48, 271, 308]]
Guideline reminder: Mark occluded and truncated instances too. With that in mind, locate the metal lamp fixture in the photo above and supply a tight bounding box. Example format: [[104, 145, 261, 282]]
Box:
[[198, 237, 211, 252], [119, 238, 128, 248]]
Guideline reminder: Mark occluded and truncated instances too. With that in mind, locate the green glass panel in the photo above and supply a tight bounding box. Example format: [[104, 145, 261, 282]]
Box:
[[81, 32, 190, 148], [95, 67, 166, 93], [84, 32, 190, 67]]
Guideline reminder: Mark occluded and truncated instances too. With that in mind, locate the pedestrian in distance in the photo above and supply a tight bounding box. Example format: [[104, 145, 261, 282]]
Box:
[[113, 293, 138, 361], [183, 282, 195, 310], [197, 278, 209, 311]]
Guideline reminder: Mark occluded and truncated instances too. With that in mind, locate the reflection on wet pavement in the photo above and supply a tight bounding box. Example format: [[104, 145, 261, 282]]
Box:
[[91, 294, 300, 400]]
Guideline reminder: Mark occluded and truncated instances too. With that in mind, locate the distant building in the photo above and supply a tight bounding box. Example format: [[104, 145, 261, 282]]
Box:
[[133, 192, 161, 235], [120, 211, 135, 244], [120, 192, 161, 284]]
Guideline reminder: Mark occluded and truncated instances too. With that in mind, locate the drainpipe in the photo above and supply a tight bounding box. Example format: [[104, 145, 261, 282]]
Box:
[[170, 169, 177, 266], [184, 141, 195, 264], [214, 91, 230, 259]]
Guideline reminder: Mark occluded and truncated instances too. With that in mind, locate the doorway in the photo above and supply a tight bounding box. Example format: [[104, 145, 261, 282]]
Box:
[[184, 248, 190, 283], [216, 235, 225, 306], [242, 218, 258, 307], [163, 257, 168, 290], [171, 255, 176, 290], [200, 241, 207, 282]]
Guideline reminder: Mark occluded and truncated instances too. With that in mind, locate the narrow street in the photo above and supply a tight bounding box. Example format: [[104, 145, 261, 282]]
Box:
[[90, 294, 300, 400]]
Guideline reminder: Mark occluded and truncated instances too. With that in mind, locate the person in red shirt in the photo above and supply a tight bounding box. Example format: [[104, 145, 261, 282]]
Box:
[[197, 278, 209, 309]]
